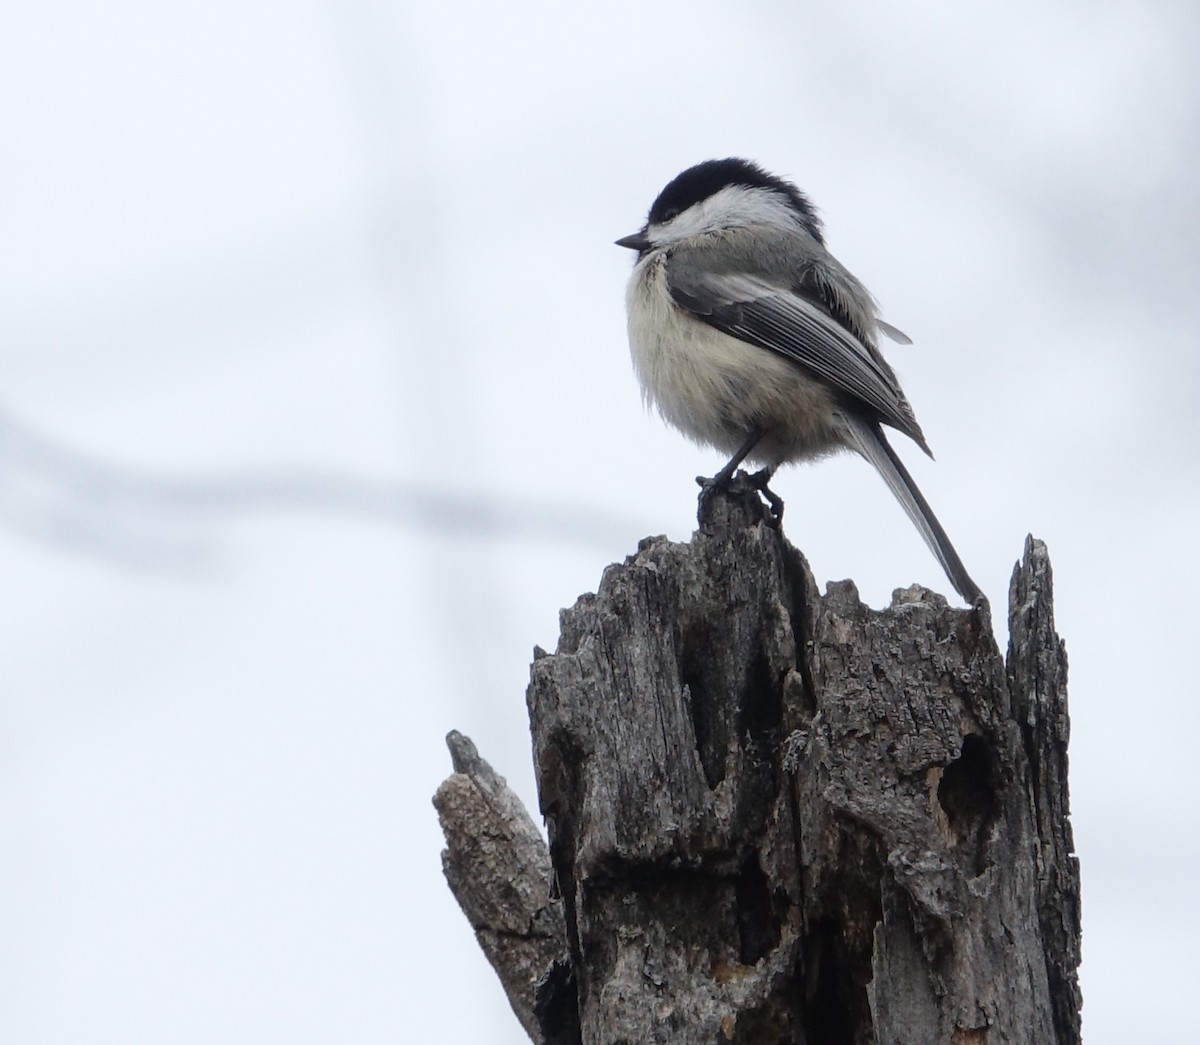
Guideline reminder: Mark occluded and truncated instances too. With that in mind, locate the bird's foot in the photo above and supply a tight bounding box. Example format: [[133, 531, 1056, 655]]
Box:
[[695, 473, 724, 522], [695, 468, 784, 529], [746, 468, 784, 527]]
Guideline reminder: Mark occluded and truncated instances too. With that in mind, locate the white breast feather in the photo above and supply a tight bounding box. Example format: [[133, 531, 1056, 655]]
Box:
[[624, 255, 844, 468]]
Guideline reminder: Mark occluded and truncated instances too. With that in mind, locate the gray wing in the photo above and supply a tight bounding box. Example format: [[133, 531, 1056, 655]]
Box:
[[665, 241, 930, 453]]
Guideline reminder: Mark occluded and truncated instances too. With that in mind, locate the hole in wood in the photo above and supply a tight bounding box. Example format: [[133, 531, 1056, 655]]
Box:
[[937, 734, 998, 876]]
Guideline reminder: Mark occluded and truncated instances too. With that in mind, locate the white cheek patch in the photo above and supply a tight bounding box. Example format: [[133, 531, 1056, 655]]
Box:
[[647, 185, 804, 246]]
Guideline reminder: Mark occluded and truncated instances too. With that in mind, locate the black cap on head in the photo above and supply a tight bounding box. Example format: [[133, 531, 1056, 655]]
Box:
[[646, 158, 823, 242]]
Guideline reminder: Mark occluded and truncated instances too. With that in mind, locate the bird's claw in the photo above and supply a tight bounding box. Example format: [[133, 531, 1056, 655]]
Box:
[[695, 468, 785, 528], [695, 474, 722, 519], [746, 468, 785, 527]]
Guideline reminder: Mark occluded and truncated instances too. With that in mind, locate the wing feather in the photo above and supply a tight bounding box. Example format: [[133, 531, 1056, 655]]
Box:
[[665, 244, 930, 453]]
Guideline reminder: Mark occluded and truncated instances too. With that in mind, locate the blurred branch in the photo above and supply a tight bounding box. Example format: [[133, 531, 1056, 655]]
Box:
[[0, 407, 642, 565]]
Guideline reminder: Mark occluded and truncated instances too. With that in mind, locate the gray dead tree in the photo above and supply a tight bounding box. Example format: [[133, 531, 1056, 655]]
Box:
[[433, 484, 1080, 1044]]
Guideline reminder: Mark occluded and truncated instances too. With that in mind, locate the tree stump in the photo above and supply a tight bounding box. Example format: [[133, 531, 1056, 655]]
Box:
[[435, 485, 1080, 1044]]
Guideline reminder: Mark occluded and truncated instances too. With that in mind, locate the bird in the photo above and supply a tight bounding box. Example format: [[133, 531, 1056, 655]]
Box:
[[616, 157, 982, 604]]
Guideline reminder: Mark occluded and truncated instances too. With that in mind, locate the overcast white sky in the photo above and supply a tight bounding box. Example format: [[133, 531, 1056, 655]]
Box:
[[2, 1, 1197, 1041]]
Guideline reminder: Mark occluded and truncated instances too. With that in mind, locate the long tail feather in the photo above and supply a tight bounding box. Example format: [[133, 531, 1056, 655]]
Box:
[[840, 414, 983, 605]]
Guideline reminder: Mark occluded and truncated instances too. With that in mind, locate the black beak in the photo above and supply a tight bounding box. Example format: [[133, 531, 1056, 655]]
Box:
[[615, 231, 651, 251]]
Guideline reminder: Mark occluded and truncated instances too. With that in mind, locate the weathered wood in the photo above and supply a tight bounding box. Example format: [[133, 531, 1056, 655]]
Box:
[[432, 731, 572, 1044], [1005, 537, 1081, 1045], [438, 484, 1080, 1044]]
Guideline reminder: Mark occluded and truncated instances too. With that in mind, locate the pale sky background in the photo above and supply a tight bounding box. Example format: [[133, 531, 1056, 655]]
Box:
[[2, 1, 1197, 1042]]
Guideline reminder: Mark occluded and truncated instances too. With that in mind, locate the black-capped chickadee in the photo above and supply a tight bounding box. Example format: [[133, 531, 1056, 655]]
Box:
[[616, 158, 981, 604]]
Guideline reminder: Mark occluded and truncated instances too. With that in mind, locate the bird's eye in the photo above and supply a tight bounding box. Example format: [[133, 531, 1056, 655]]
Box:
[[662, 206, 680, 221]]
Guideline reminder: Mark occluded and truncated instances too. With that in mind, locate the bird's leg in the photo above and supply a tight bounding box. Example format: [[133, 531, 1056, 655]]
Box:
[[697, 428, 786, 526], [700, 427, 763, 490]]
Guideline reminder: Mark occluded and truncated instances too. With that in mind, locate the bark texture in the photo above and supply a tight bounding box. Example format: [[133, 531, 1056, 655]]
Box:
[[439, 486, 1080, 1044], [433, 731, 573, 1044]]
